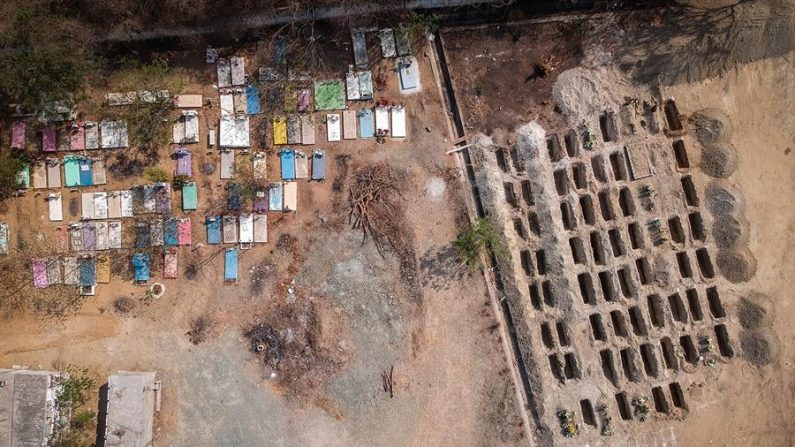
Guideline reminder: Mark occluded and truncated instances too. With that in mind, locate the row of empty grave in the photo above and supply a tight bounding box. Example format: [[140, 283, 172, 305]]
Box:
[[478, 100, 734, 441]]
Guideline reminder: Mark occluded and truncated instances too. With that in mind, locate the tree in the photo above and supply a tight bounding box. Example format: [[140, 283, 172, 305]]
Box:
[[0, 151, 26, 201], [453, 218, 504, 267], [0, 5, 92, 114]]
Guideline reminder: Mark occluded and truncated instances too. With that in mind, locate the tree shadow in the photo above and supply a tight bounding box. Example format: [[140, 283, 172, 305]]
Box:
[[612, 1, 794, 86]]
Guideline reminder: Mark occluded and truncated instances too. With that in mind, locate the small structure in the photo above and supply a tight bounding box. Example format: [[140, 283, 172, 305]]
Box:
[[295, 151, 309, 179], [78, 158, 93, 186], [220, 93, 234, 115], [47, 192, 63, 222], [253, 190, 268, 212], [297, 89, 312, 112], [63, 257, 78, 284], [100, 120, 129, 148], [246, 85, 260, 114], [206, 217, 222, 244], [287, 114, 302, 144], [78, 256, 96, 295], [108, 221, 122, 249], [398, 57, 420, 93], [396, 28, 411, 56], [69, 224, 83, 252], [227, 183, 242, 211], [85, 121, 99, 149], [251, 152, 267, 179], [352, 32, 368, 67], [177, 218, 192, 246], [82, 223, 97, 251], [46, 158, 61, 189], [300, 115, 315, 145], [94, 192, 108, 219], [327, 114, 341, 142], [95, 221, 109, 250], [359, 71, 373, 99], [359, 109, 375, 138], [174, 147, 192, 176], [104, 371, 159, 447], [217, 59, 232, 88], [346, 71, 361, 100], [313, 80, 346, 110], [81, 193, 95, 220], [253, 214, 267, 243], [222, 215, 238, 244], [154, 183, 172, 214], [0, 223, 9, 255], [54, 227, 68, 253], [42, 126, 57, 152], [182, 182, 198, 212], [220, 149, 235, 180], [219, 115, 250, 148], [272, 116, 288, 145], [93, 159, 107, 185], [173, 111, 200, 144], [269, 183, 283, 211], [32, 161, 46, 189], [164, 249, 178, 279], [239, 213, 254, 249], [230, 56, 246, 86], [164, 218, 178, 247], [0, 369, 65, 447], [11, 122, 25, 149], [391, 105, 407, 138], [96, 255, 111, 283], [32, 258, 48, 288], [283, 182, 297, 212], [174, 94, 203, 108], [224, 248, 238, 284], [280, 149, 296, 181], [380, 28, 397, 58], [135, 222, 150, 249], [312, 150, 326, 181], [16, 165, 29, 189], [343, 110, 357, 139], [70, 121, 86, 150], [121, 190, 134, 217], [47, 257, 62, 285], [132, 254, 150, 284]]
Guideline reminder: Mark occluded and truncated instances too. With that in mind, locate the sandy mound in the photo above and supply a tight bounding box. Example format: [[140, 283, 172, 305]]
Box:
[[737, 293, 774, 331], [692, 108, 733, 148], [705, 182, 744, 217], [552, 67, 631, 122], [700, 145, 739, 178], [740, 330, 778, 366], [713, 215, 747, 249], [717, 248, 758, 283]]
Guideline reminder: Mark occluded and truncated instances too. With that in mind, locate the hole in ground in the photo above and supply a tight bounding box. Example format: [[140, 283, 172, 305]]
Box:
[[647, 294, 665, 328]]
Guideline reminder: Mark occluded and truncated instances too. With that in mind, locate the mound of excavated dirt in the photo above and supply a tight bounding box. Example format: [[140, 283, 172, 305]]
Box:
[[740, 330, 778, 366], [705, 182, 744, 217], [552, 67, 632, 122], [692, 108, 733, 148], [713, 215, 747, 249], [717, 248, 758, 283], [737, 293, 773, 331], [700, 146, 739, 178]]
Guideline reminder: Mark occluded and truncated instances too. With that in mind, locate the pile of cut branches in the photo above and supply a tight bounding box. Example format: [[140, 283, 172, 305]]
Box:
[[347, 164, 403, 254]]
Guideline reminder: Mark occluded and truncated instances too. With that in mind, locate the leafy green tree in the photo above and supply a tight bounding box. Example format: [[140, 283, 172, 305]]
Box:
[[0, 151, 26, 201], [143, 166, 169, 183]]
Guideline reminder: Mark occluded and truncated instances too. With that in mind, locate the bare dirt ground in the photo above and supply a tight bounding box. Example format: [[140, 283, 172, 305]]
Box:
[[443, 1, 794, 445], [0, 36, 525, 445]]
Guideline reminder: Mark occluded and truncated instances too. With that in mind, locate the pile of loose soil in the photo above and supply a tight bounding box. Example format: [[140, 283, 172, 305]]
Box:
[[692, 108, 733, 148], [717, 248, 758, 283], [737, 293, 773, 331], [706, 183, 744, 217], [740, 330, 778, 366], [700, 145, 739, 178], [713, 215, 747, 249]]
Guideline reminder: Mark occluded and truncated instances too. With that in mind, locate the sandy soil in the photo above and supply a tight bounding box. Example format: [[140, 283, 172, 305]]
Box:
[[442, 1, 794, 445], [0, 36, 524, 446]]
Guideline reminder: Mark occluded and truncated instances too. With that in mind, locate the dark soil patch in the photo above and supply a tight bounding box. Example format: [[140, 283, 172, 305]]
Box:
[[713, 215, 746, 249], [740, 330, 777, 366], [113, 297, 135, 314], [187, 316, 214, 345], [700, 145, 738, 178], [691, 108, 733, 148], [705, 182, 744, 217], [737, 293, 773, 331], [717, 248, 757, 283]]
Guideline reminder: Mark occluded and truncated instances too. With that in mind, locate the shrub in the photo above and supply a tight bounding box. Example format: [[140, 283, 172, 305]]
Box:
[[453, 218, 504, 267], [143, 166, 169, 183]]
